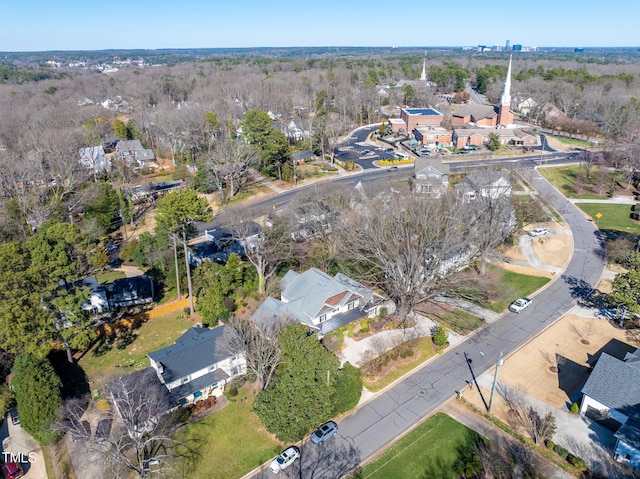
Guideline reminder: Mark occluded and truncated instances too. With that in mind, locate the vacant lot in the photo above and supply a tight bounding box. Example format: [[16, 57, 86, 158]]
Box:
[[577, 203, 640, 234]]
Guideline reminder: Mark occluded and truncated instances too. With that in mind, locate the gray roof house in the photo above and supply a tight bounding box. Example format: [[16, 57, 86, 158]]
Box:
[[115, 139, 155, 168], [250, 268, 385, 336], [147, 326, 246, 406], [580, 349, 640, 472], [413, 157, 449, 198]]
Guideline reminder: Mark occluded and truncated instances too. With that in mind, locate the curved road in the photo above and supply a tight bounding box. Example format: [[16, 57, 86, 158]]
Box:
[[245, 168, 605, 478]]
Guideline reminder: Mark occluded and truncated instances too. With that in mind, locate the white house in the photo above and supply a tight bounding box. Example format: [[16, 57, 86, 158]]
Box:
[[79, 145, 109, 173], [250, 268, 385, 336], [147, 326, 246, 406]]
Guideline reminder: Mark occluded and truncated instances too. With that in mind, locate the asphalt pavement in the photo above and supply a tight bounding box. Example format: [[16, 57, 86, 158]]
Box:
[[243, 168, 606, 479]]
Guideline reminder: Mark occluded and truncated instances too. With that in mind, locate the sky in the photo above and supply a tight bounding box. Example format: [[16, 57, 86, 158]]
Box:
[[1, 0, 639, 52]]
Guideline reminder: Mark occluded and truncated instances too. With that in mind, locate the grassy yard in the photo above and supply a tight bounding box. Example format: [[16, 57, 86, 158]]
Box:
[[175, 386, 280, 479], [485, 267, 551, 313], [546, 134, 593, 149], [538, 165, 610, 199], [363, 337, 436, 392], [359, 412, 480, 479], [79, 312, 197, 383], [577, 203, 640, 234]]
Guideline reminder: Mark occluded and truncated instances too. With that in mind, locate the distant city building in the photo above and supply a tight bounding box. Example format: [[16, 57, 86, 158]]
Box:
[[512, 44, 523, 51], [505, 40, 511, 50], [574, 47, 584, 53]]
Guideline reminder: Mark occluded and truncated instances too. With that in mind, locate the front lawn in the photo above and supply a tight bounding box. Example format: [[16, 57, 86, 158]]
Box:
[[79, 312, 197, 383], [363, 337, 436, 392], [175, 385, 280, 479], [359, 412, 480, 479], [94, 270, 127, 284], [577, 203, 640, 234], [538, 165, 611, 199], [486, 268, 551, 313]]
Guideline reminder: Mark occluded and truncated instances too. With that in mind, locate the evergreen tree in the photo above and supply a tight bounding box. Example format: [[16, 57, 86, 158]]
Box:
[[12, 353, 63, 445]]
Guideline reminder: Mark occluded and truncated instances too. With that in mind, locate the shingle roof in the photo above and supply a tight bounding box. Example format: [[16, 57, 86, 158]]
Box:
[[615, 419, 640, 449], [581, 352, 640, 411], [147, 326, 232, 385], [452, 104, 498, 121]]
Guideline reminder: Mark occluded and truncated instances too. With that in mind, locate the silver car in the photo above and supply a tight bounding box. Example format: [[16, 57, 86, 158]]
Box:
[[310, 420, 338, 445]]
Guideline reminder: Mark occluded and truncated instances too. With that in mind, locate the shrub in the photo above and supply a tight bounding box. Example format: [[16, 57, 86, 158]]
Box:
[[545, 439, 555, 450], [567, 454, 587, 471], [553, 444, 569, 459], [331, 362, 363, 414], [570, 402, 579, 414], [432, 325, 449, 347], [379, 307, 388, 318]]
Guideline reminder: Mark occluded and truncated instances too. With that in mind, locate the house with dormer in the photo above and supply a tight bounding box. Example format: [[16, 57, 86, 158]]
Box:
[[147, 326, 246, 406], [115, 139, 155, 168], [250, 268, 385, 336]]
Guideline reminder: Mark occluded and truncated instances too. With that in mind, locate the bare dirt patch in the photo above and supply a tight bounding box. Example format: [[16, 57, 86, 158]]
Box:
[[464, 312, 638, 416]]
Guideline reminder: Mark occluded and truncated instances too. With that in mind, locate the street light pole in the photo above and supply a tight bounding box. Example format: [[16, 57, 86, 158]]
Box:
[[488, 351, 504, 412], [538, 135, 545, 166]]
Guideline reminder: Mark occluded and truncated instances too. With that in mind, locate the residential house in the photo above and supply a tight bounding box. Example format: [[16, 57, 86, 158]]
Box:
[[106, 276, 154, 309], [580, 349, 640, 471], [188, 229, 244, 266], [78, 146, 109, 174], [284, 120, 312, 142], [147, 326, 246, 406], [454, 171, 512, 202], [115, 139, 155, 168], [250, 268, 386, 336], [413, 157, 449, 198]]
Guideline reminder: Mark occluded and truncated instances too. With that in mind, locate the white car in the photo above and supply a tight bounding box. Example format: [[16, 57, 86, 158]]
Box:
[[269, 446, 300, 473], [528, 227, 549, 237], [509, 297, 532, 313]]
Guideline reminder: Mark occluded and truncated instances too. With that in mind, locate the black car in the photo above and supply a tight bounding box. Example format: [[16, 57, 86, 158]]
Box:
[[9, 409, 19, 426]]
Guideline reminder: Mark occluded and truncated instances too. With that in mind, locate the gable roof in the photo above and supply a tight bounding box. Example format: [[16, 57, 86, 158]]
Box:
[[281, 268, 359, 323], [251, 269, 383, 333], [147, 326, 232, 385], [581, 352, 640, 411]]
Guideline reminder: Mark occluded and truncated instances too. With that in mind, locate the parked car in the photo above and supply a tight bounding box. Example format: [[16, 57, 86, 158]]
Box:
[[9, 409, 19, 426], [1, 461, 24, 479], [310, 420, 338, 445], [387, 166, 398, 171], [528, 227, 549, 237], [73, 420, 91, 443], [509, 297, 532, 313], [269, 446, 300, 473], [94, 418, 112, 443]]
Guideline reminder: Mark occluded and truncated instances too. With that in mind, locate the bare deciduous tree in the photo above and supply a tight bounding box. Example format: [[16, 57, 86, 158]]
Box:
[[60, 371, 187, 479], [223, 315, 289, 390], [202, 140, 257, 204]]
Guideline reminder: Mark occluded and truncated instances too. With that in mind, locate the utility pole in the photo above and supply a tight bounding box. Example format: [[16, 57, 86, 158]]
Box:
[[181, 225, 195, 316], [488, 351, 504, 412], [171, 235, 181, 300]]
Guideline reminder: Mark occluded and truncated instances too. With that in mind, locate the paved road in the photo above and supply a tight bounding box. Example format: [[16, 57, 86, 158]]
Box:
[[243, 172, 605, 478]]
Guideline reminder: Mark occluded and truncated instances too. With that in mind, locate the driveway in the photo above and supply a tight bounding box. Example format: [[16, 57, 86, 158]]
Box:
[[1, 417, 47, 479]]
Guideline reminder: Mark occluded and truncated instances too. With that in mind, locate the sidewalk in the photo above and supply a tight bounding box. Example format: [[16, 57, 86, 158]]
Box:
[[570, 195, 636, 204]]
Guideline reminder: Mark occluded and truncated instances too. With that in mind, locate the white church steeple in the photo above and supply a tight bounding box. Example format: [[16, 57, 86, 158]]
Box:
[[420, 56, 427, 82], [500, 55, 512, 107]]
